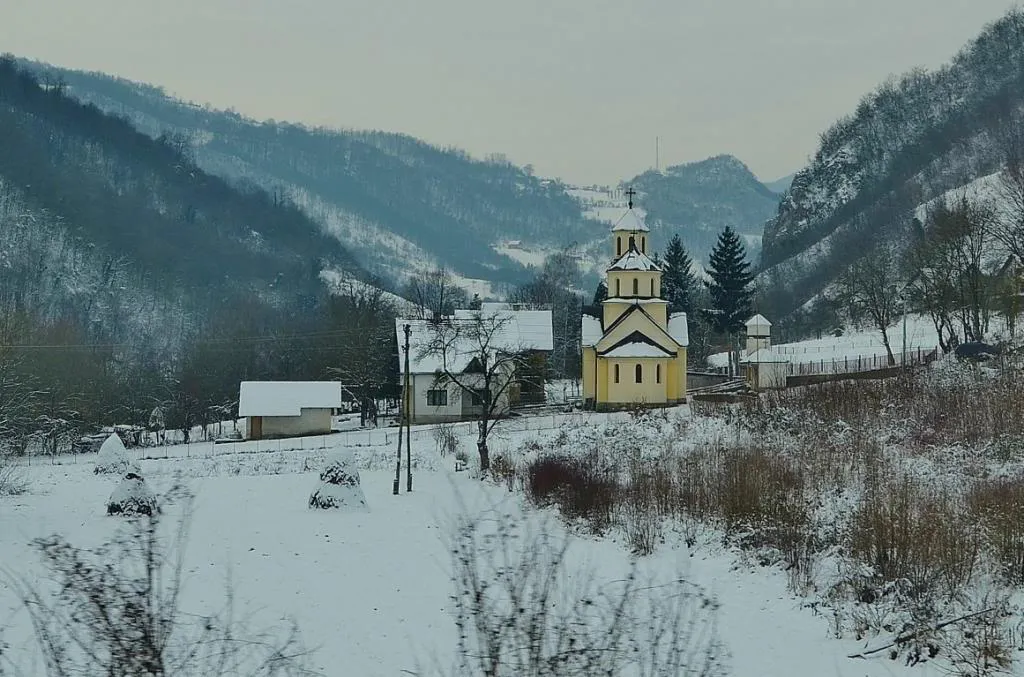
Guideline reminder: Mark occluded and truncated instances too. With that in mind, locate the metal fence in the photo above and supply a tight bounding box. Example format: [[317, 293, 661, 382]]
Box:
[[784, 347, 937, 377]]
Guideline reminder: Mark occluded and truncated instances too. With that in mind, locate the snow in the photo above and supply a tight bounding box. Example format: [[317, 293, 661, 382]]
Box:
[[740, 348, 791, 364], [399, 307, 554, 373], [93, 433, 139, 475], [106, 473, 159, 516], [746, 313, 772, 328], [668, 312, 689, 347], [581, 314, 603, 347], [610, 208, 650, 233], [0, 408, 952, 677], [238, 381, 343, 417], [601, 341, 674, 358], [308, 456, 368, 511], [608, 247, 660, 272]]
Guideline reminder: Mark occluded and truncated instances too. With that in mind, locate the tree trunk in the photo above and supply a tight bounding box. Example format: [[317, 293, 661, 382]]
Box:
[[477, 419, 490, 472], [880, 328, 896, 366]]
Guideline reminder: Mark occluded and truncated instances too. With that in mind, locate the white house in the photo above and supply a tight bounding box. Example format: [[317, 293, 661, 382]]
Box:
[[239, 381, 343, 440], [396, 303, 554, 424]]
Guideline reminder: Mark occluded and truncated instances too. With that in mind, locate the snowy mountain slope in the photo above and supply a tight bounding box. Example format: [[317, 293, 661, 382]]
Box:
[[758, 8, 1024, 319]]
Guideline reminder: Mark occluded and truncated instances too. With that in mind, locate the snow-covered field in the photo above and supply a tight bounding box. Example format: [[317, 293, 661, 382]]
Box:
[[2, 401, 986, 676]]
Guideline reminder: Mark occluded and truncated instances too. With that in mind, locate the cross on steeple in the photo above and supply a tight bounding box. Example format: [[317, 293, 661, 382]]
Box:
[[625, 187, 636, 209]]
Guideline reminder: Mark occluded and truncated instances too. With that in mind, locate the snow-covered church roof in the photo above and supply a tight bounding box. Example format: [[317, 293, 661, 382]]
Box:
[[610, 208, 650, 233], [608, 246, 661, 272]]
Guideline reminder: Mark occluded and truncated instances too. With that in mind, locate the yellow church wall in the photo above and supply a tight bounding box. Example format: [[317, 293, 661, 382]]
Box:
[[666, 350, 687, 401], [611, 232, 651, 257], [595, 309, 676, 354], [604, 358, 669, 404], [582, 347, 596, 400], [607, 271, 660, 299]]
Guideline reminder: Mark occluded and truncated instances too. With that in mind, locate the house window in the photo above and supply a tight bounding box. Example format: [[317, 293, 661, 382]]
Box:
[[656, 364, 661, 383], [650, 279, 654, 297], [635, 364, 643, 383], [615, 279, 620, 297], [469, 389, 489, 406], [617, 236, 622, 256], [426, 389, 448, 406], [614, 364, 620, 384], [632, 278, 638, 295]]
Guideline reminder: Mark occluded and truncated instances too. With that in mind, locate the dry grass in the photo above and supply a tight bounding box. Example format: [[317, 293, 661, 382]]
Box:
[[968, 477, 1024, 585], [0, 452, 27, 496]]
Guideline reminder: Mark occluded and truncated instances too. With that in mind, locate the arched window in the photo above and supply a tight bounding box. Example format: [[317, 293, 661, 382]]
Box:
[[632, 278, 638, 296], [615, 279, 621, 297], [650, 279, 654, 297], [656, 364, 661, 384], [641, 236, 646, 253], [614, 364, 620, 384], [617, 236, 622, 256], [635, 364, 643, 383]]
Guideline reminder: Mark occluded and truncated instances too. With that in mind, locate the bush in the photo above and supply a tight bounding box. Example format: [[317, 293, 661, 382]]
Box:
[[0, 452, 27, 496], [309, 456, 368, 511], [968, 477, 1024, 585], [525, 454, 618, 532], [107, 472, 159, 516], [94, 434, 140, 476]]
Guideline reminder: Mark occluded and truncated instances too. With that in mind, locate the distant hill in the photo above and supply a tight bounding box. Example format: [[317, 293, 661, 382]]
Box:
[[764, 172, 796, 194], [22, 60, 608, 291], [628, 155, 780, 261], [758, 8, 1024, 321], [0, 55, 365, 360]]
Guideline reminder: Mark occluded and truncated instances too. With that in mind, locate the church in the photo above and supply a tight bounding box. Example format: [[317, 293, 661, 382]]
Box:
[[581, 192, 688, 409]]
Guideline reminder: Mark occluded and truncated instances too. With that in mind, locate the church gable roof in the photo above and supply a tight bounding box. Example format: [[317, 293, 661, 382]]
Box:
[[594, 304, 680, 354], [608, 245, 661, 272], [598, 331, 676, 358], [610, 208, 650, 233]]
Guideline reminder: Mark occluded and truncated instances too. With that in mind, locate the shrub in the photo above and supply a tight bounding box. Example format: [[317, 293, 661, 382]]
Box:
[[525, 454, 618, 533], [94, 434, 140, 476], [968, 477, 1024, 585], [0, 452, 27, 496], [309, 456, 368, 511], [106, 473, 159, 517]]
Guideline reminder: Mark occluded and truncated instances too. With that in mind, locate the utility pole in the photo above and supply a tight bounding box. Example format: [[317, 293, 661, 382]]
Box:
[[403, 324, 413, 492], [393, 328, 407, 495]]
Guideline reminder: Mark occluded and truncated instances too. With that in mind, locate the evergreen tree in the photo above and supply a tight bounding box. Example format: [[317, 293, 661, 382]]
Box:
[[592, 279, 608, 304], [705, 226, 754, 335], [660, 234, 699, 314]]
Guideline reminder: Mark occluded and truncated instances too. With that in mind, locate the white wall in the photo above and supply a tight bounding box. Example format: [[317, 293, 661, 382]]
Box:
[[246, 408, 333, 439], [408, 372, 512, 423]]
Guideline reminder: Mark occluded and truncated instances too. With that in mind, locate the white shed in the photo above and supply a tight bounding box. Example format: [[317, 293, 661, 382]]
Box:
[[745, 314, 772, 355], [239, 381, 343, 440], [740, 349, 790, 391]]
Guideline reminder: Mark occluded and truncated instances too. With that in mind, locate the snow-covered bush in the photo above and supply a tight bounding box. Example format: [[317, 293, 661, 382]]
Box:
[[308, 456, 368, 511], [107, 472, 159, 516], [93, 434, 140, 476], [0, 451, 27, 496]]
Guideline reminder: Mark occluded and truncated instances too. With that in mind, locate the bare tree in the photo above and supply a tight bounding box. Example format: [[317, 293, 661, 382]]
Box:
[[6, 493, 314, 676], [418, 311, 533, 472], [838, 246, 904, 365], [441, 508, 725, 677], [994, 129, 1024, 268], [404, 268, 468, 321]]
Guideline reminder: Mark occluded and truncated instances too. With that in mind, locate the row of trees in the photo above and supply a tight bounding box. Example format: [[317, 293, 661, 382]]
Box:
[[839, 163, 1024, 363]]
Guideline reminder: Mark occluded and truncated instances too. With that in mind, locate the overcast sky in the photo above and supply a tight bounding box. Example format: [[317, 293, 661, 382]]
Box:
[[2, 1, 1020, 184]]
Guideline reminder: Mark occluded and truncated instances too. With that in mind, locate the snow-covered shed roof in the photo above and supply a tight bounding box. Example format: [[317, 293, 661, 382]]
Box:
[[581, 314, 603, 347], [239, 381, 343, 417], [740, 349, 790, 364], [668, 312, 689, 347], [601, 342, 675, 358], [746, 314, 772, 327], [608, 247, 661, 272], [398, 308, 554, 374], [610, 208, 650, 233]]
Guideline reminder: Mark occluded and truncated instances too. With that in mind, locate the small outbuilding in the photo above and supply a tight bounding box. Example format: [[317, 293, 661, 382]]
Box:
[[740, 349, 791, 390], [239, 381, 343, 440]]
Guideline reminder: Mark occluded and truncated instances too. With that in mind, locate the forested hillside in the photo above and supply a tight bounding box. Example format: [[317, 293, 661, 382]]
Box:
[[759, 8, 1024, 321], [629, 155, 778, 261], [0, 56, 393, 439], [24, 61, 603, 287]]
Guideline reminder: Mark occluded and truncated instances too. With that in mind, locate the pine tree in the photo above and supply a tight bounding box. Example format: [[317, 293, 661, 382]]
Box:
[[660, 234, 699, 314], [705, 226, 754, 335], [592, 279, 608, 304]]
